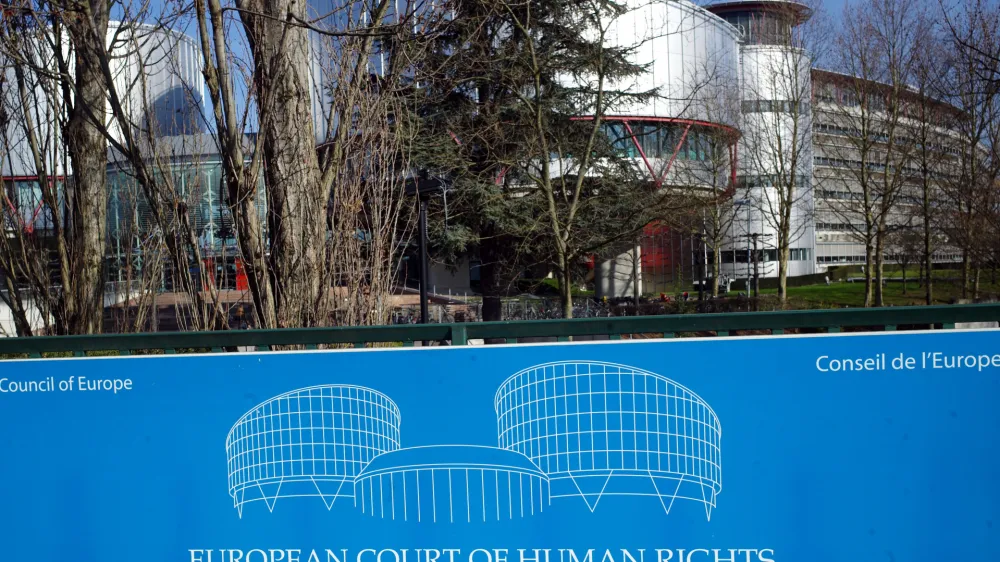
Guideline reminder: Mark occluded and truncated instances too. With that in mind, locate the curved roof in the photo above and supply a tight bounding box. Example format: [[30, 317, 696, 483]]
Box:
[[359, 445, 545, 478], [703, 0, 813, 24]]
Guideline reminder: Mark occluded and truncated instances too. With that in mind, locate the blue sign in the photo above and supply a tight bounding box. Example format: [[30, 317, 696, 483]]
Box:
[[1, 330, 998, 562]]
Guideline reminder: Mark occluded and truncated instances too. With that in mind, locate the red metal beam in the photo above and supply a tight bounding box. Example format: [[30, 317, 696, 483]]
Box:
[[26, 199, 46, 234], [571, 115, 739, 136], [622, 121, 656, 179], [658, 122, 692, 188], [3, 193, 18, 219], [1, 176, 63, 234]]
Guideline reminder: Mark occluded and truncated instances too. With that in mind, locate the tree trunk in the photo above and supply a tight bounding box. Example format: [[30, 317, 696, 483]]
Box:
[[973, 265, 980, 300], [962, 250, 971, 299], [777, 215, 790, 303], [864, 240, 874, 308], [711, 246, 720, 297], [479, 225, 503, 322], [874, 232, 885, 307], [923, 188, 933, 305], [777, 246, 789, 305], [63, 2, 110, 334], [632, 241, 640, 310], [923, 239, 932, 304], [198, 0, 278, 329], [901, 262, 907, 295], [239, 0, 326, 328], [1, 277, 34, 336], [560, 257, 574, 319]]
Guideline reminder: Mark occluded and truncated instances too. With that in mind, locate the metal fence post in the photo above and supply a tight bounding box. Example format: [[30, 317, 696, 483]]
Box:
[[451, 324, 468, 346]]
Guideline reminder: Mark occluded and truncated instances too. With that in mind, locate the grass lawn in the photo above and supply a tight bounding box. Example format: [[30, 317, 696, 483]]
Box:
[[759, 270, 1000, 308]]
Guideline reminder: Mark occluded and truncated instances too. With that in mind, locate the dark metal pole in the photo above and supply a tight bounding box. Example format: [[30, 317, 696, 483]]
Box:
[[419, 197, 430, 324], [632, 238, 640, 313], [696, 232, 704, 301], [752, 233, 760, 299]]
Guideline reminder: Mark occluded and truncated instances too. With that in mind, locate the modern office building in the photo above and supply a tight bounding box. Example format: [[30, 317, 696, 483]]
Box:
[[809, 68, 964, 267]]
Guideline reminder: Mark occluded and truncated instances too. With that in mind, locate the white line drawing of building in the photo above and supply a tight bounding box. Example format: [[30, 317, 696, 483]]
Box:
[[494, 361, 722, 520], [226, 384, 401, 517], [354, 445, 548, 523]]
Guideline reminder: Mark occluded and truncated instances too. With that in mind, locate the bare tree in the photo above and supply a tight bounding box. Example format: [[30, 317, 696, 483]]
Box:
[[943, 0, 1000, 93], [941, 0, 1000, 299], [0, 5, 110, 334], [909, 15, 954, 305], [191, 0, 430, 329], [825, 0, 921, 307], [888, 226, 922, 295], [1, 2, 243, 334]]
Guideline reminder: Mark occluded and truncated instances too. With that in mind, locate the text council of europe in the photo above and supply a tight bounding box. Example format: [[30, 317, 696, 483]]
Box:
[[0, 375, 133, 394]]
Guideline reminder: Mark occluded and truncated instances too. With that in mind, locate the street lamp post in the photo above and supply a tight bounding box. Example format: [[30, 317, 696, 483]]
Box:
[[405, 172, 446, 325]]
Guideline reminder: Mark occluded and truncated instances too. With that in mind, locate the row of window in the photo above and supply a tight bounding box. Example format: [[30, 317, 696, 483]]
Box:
[[789, 248, 812, 261], [814, 89, 890, 112], [816, 222, 864, 232], [813, 123, 961, 155], [817, 254, 964, 264], [818, 189, 863, 201], [603, 123, 718, 162], [737, 174, 811, 189], [4, 165, 267, 248], [708, 249, 812, 263], [813, 84, 957, 126], [816, 255, 865, 264], [814, 156, 927, 176], [742, 100, 809, 115], [718, 13, 794, 46], [817, 190, 932, 207]]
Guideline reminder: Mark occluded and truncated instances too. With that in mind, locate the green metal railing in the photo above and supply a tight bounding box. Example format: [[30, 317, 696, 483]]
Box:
[[1, 303, 998, 359]]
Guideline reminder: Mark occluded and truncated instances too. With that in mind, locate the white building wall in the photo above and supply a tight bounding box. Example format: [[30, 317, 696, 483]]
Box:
[[2, 23, 206, 178], [106, 23, 207, 143], [603, 0, 741, 123], [724, 44, 815, 279], [595, 243, 643, 299]]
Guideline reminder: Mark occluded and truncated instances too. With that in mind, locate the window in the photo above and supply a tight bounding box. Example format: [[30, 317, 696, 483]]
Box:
[[817, 255, 866, 264], [816, 222, 865, 232], [737, 174, 810, 189], [742, 100, 809, 114], [600, 123, 718, 162], [789, 248, 812, 261]]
